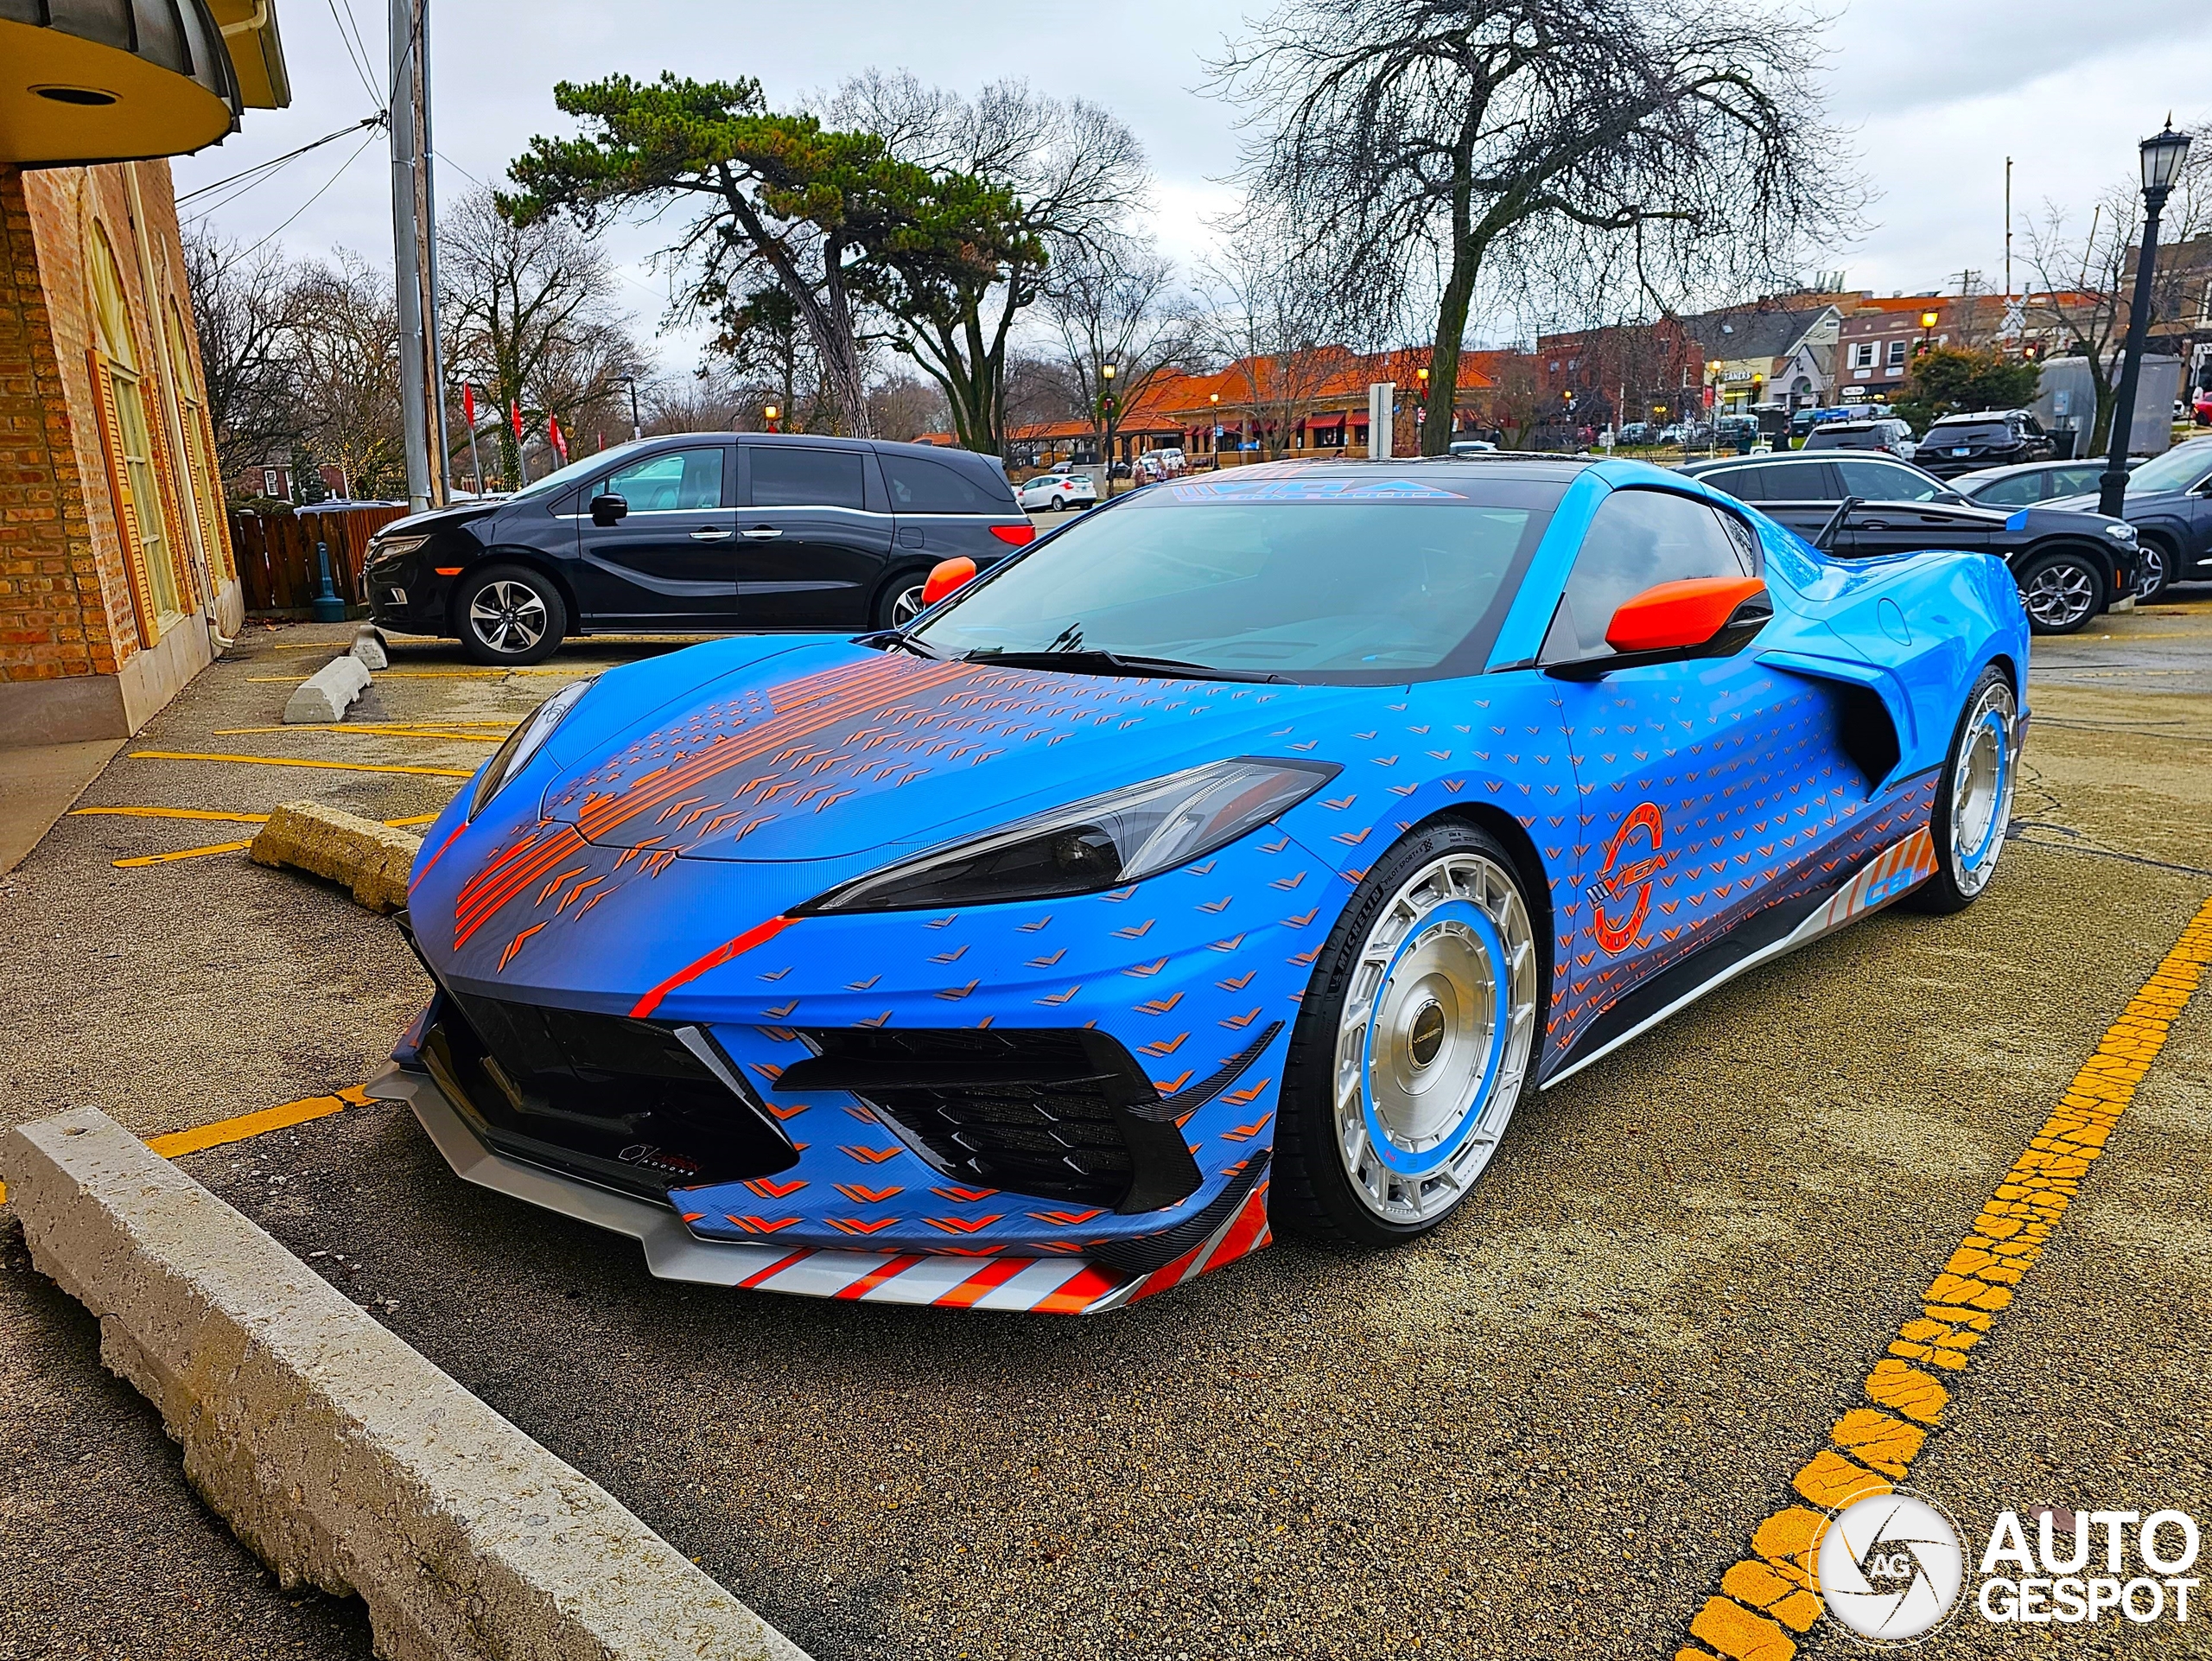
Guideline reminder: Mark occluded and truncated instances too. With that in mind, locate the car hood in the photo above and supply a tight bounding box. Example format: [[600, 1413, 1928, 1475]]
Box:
[[372, 500, 503, 539], [533, 639, 1364, 863]]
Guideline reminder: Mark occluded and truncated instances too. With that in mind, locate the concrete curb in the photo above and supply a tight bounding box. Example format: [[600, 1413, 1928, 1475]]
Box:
[[285, 655, 371, 724], [1, 1108, 811, 1661], [251, 801, 423, 912]]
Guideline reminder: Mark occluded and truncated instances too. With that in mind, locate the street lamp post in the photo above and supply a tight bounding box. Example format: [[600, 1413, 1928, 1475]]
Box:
[[1706, 360, 1724, 455], [1099, 362, 1117, 493], [621, 374, 641, 442], [764, 404, 780, 434], [1916, 309, 1940, 360], [2101, 120, 2193, 518]]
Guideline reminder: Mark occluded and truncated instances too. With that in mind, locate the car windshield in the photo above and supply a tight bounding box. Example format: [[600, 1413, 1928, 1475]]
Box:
[[910, 473, 1563, 684], [506, 438, 654, 501], [2125, 442, 2212, 495]]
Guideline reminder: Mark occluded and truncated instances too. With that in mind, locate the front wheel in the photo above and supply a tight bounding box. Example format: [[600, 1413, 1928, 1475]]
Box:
[[2017, 549, 2102, 634], [1272, 820, 1541, 1246], [1907, 665, 2018, 914], [2135, 538, 2174, 603], [455, 564, 566, 665]]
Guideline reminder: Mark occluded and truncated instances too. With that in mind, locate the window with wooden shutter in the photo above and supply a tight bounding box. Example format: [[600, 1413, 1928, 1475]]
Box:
[[87, 347, 159, 648], [168, 301, 231, 587], [87, 224, 182, 633]]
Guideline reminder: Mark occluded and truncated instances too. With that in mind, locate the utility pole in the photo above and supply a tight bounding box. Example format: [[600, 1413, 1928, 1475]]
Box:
[[2004, 157, 2013, 305], [388, 0, 444, 513]]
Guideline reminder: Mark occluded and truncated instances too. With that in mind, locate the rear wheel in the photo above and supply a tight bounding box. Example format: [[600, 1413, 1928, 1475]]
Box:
[[2017, 548, 2101, 634], [455, 563, 565, 665], [879, 574, 930, 630], [1272, 820, 1540, 1246], [1907, 665, 2018, 914]]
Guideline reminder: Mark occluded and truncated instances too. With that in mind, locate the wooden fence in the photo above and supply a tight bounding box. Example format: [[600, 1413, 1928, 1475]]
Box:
[[230, 504, 410, 617]]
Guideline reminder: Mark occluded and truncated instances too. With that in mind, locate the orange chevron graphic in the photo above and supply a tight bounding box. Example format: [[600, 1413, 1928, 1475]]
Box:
[[931, 1185, 1000, 1202], [1217, 971, 1256, 990], [834, 1184, 904, 1204], [839, 1145, 904, 1164], [1035, 983, 1083, 1004], [1029, 1207, 1107, 1226], [1135, 992, 1184, 1015], [762, 1100, 810, 1121], [925, 1214, 1006, 1233], [1153, 1068, 1193, 1092], [1222, 1076, 1274, 1108], [1221, 1007, 1263, 1028], [1221, 1111, 1275, 1142], [1139, 1032, 1190, 1057], [745, 1177, 808, 1199], [726, 1214, 799, 1233], [827, 1217, 899, 1235]]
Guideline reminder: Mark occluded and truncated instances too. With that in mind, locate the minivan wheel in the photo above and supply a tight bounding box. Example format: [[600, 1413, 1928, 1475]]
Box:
[[2016, 549, 2101, 634], [455, 563, 566, 665], [880, 576, 930, 630]]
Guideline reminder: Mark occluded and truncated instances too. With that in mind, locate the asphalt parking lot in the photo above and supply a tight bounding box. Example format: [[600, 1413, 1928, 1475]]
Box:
[[5, 594, 2211, 1659]]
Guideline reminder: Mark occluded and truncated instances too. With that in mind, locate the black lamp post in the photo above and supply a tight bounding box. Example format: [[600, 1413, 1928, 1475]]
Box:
[[2100, 120, 2194, 518]]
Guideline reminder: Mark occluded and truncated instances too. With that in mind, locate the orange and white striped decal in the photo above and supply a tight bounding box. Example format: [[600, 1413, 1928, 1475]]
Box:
[[1809, 825, 1940, 932]]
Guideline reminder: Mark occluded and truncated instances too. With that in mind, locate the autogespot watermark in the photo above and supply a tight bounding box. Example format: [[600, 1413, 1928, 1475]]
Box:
[[1814, 1490, 2204, 1645]]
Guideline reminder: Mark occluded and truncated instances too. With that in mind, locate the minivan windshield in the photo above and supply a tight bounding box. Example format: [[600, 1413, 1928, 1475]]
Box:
[[910, 473, 1563, 683], [506, 438, 653, 502]]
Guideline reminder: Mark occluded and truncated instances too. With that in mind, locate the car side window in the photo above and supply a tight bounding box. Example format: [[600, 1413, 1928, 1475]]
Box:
[[1541, 489, 1752, 663], [750, 446, 868, 510], [1757, 462, 1833, 500], [1701, 466, 1764, 502], [1972, 473, 2043, 507], [1834, 459, 1942, 503], [883, 454, 1007, 512], [595, 447, 727, 512]]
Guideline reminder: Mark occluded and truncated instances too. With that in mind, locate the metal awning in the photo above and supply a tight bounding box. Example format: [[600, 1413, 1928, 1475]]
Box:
[[0, 0, 277, 165]]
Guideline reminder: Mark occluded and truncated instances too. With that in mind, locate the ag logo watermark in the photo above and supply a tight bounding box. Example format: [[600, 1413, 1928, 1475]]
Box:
[[1817, 1490, 1967, 1643], [1814, 1492, 2203, 1645]]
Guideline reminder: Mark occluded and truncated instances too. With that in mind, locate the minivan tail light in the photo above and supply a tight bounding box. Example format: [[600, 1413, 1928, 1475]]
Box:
[[989, 523, 1036, 546]]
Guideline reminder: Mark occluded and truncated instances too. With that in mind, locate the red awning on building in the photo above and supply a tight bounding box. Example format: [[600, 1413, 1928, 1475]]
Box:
[[1305, 412, 1345, 431]]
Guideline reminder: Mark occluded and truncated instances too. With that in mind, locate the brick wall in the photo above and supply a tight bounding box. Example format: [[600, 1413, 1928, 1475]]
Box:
[[0, 166, 115, 684]]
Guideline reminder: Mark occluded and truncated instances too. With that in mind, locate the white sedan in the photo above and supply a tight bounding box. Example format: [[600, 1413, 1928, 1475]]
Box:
[[1018, 471, 1098, 512]]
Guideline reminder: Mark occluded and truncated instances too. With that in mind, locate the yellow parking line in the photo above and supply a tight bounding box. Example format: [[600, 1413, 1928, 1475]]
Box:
[[128, 749, 476, 778], [97, 811, 442, 868], [1675, 894, 2212, 1661], [113, 839, 254, 866], [71, 806, 272, 824], [212, 724, 508, 741], [0, 1085, 374, 1205]]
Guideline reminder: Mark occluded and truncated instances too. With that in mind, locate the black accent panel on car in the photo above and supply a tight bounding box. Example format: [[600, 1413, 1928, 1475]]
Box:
[[1833, 680, 1902, 791], [423, 990, 798, 1203], [1088, 1151, 1271, 1276], [778, 1027, 1202, 1212]]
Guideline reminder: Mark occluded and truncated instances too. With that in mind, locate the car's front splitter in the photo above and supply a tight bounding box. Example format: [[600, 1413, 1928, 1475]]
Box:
[[366, 1061, 1273, 1314]]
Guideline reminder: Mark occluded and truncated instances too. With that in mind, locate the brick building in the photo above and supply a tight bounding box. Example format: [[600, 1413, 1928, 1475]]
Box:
[[2, 1, 290, 746]]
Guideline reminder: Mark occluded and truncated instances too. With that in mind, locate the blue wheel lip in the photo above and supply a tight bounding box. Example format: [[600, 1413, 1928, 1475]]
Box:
[[1357, 897, 1509, 1177], [1958, 708, 2010, 872]]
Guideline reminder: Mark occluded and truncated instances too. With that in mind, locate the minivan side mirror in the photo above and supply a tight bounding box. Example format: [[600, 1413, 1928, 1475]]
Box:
[[590, 493, 628, 527]]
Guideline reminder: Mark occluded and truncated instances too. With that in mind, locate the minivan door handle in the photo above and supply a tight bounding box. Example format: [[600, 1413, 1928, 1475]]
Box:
[[741, 526, 782, 540], [690, 527, 734, 542]]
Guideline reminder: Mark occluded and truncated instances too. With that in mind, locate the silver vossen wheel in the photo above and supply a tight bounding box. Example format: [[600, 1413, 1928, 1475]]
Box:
[[469, 580, 549, 654], [1332, 850, 1537, 1227], [2020, 555, 2098, 633], [1948, 677, 2017, 899]]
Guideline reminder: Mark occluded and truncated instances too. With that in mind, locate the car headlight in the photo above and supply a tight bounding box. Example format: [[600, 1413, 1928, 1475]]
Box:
[[798, 756, 1341, 914], [367, 533, 432, 566], [2104, 523, 2138, 540], [469, 681, 592, 820]]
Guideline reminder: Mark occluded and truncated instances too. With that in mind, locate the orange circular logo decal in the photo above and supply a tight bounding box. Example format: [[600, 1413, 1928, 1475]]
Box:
[[1590, 801, 1669, 953]]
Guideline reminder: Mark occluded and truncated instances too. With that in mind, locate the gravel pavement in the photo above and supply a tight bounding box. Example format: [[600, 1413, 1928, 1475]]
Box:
[[3, 598, 2209, 1658]]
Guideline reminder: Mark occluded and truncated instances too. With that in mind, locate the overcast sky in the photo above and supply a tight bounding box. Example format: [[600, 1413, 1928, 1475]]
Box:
[[172, 0, 2212, 377]]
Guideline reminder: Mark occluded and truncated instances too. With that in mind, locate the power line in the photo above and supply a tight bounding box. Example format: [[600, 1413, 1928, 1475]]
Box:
[[325, 0, 380, 103], [219, 130, 382, 272], [176, 116, 382, 207]]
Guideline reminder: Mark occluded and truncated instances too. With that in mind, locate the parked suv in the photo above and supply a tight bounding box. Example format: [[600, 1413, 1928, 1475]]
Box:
[[2047, 434, 2212, 601], [364, 435, 1035, 663], [1913, 409, 2056, 478], [1678, 449, 2139, 634], [1803, 417, 1917, 460]]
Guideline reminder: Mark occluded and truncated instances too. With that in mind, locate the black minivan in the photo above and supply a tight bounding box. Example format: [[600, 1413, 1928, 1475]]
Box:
[[363, 434, 1036, 663]]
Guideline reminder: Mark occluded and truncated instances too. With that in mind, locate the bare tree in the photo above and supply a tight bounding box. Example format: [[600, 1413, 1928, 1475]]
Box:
[[2026, 124, 2212, 453], [1192, 216, 1350, 461], [1213, 0, 1855, 453], [823, 72, 1149, 454], [285, 251, 406, 500], [1039, 241, 1197, 475], [868, 372, 949, 442], [181, 231, 305, 489], [440, 188, 642, 487]]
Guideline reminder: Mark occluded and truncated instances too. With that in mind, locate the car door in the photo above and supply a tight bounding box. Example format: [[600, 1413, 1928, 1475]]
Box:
[[1831, 458, 1993, 557], [575, 444, 738, 627], [1541, 487, 1851, 1038], [736, 443, 897, 628]]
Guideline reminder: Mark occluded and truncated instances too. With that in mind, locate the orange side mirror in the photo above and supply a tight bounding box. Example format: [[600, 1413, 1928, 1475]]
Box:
[[1605, 576, 1768, 655], [920, 557, 977, 608]]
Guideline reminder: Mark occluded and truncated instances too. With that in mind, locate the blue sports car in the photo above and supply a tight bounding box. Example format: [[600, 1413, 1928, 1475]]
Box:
[[375, 457, 2027, 1314]]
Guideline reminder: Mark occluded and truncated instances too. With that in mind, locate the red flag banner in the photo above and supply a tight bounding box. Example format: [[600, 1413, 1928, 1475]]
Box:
[[548, 416, 569, 463], [511, 398, 524, 441], [463, 382, 475, 427]]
